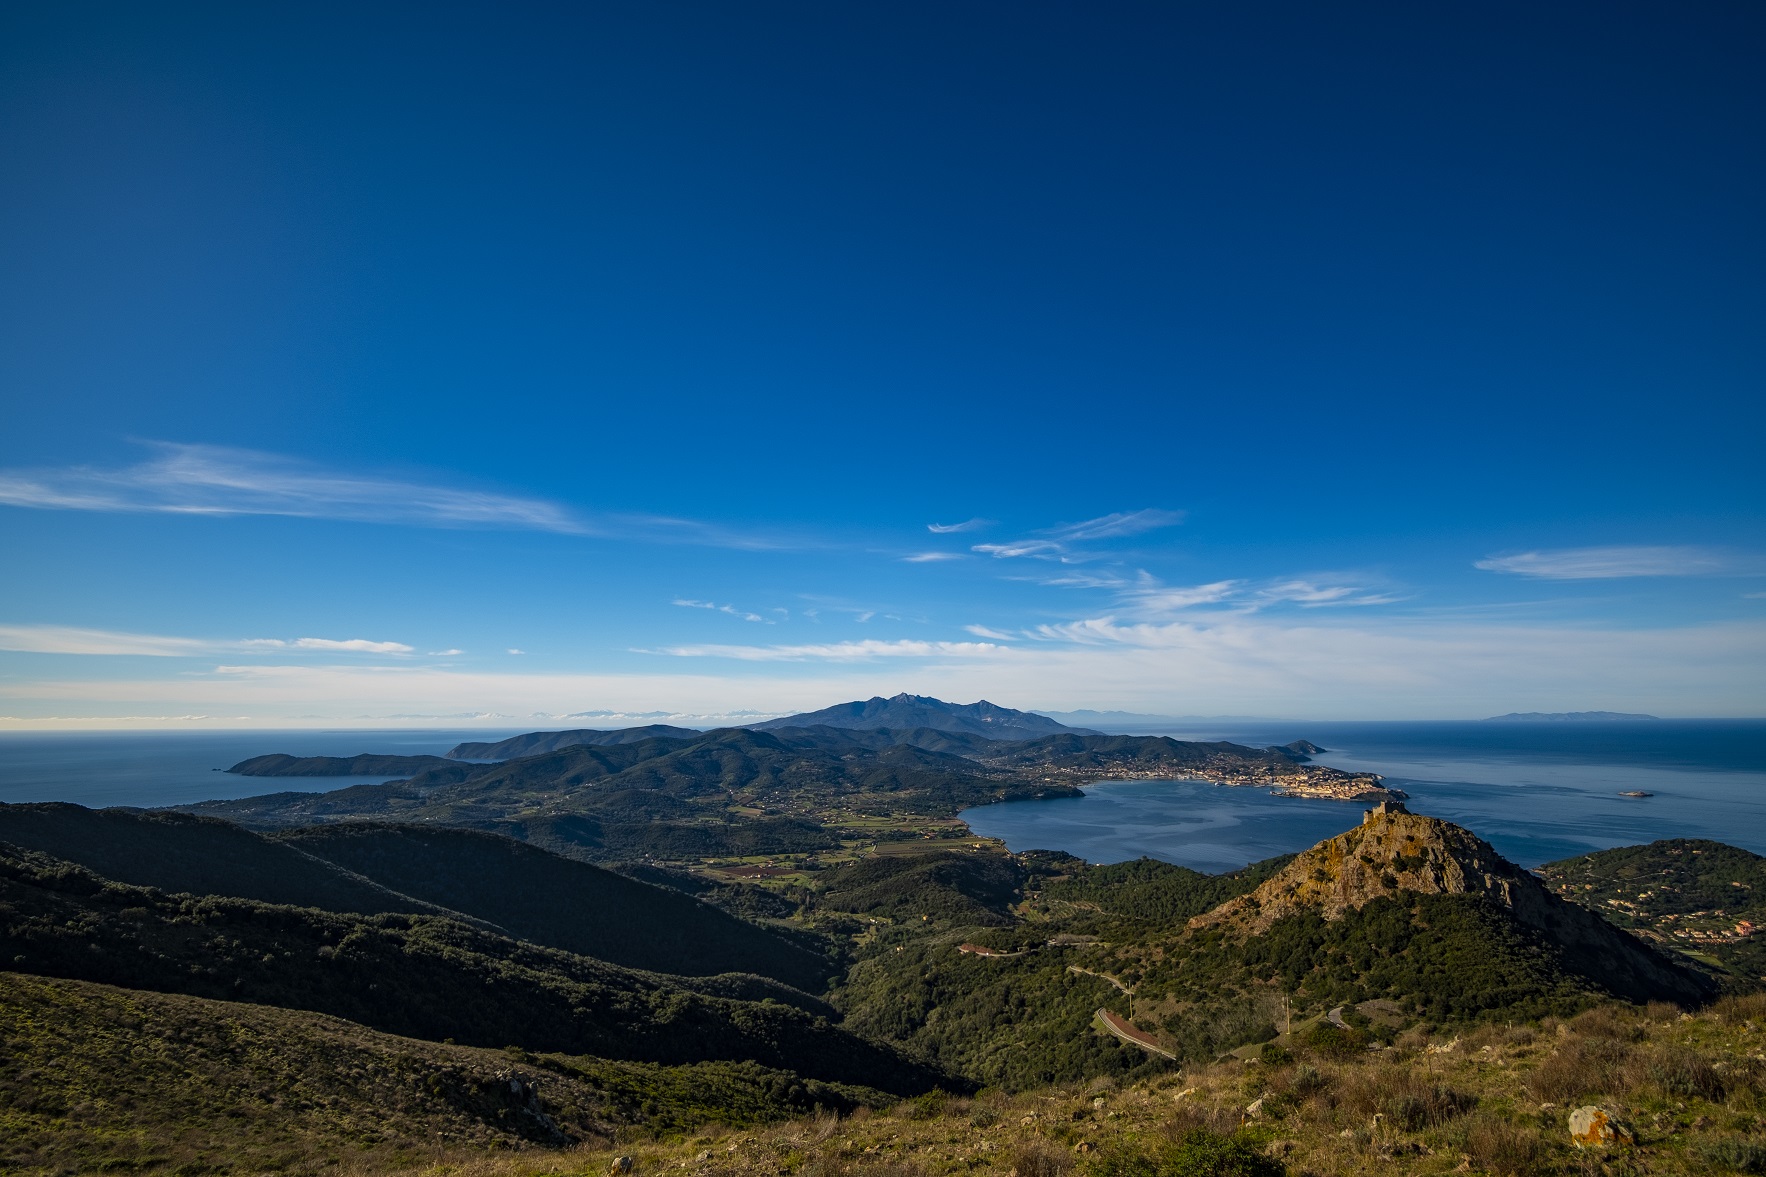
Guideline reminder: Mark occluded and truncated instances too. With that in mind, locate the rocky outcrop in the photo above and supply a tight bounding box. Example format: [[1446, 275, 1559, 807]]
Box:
[[1189, 802, 1712, 1004]]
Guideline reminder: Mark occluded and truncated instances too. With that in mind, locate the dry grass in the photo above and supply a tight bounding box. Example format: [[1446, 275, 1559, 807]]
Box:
[[13, 989, 1766, 1177]]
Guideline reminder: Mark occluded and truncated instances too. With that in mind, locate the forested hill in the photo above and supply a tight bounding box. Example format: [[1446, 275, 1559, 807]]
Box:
[[0, 841, 946, 1097], [1541, 838, 1766, 984], [755, 693, 1090, 738], [0, 802, 834, 991], [0, 803, 453, 919], [447, 725, 704, 761]]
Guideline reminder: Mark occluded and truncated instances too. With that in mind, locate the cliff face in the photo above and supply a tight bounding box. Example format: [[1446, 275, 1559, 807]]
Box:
[[1189, 802, 1712, 1005]]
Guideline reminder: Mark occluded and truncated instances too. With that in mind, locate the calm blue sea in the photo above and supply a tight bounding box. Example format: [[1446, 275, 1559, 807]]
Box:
[[962, 720, 1766, 871], [0, 729, 526, 808], [1, 721, 1761, 871]]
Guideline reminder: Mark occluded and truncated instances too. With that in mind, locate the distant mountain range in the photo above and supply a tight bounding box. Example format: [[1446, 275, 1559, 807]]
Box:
[[755, 693, 1093, 738], [1483, 711, 1660, 722]]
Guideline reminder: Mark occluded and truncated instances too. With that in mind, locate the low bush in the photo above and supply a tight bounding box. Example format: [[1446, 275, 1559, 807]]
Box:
[[1700, 1136, 1766, 1174], [1624, 1043, 1726, 1102], [1461, 1116, 1543, 1177], [1013, 1139, 1075, 1177], [1087, 1129, 1284, 1177], [1300, 1023, 1365, 1059], [1525, 1036, 1631, 1104], [1338, 1065, 1475, 1131]]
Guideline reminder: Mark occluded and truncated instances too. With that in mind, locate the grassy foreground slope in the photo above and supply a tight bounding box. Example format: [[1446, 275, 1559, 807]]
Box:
[[0, 973, 890, 1176], [21, 991, 1750, 1177]]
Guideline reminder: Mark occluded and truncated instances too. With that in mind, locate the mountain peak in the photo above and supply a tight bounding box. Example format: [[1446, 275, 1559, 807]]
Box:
[[1187, 803, 1710, 1003], [1189, 804, 1532, 934], [756, 695, 1088, 739]]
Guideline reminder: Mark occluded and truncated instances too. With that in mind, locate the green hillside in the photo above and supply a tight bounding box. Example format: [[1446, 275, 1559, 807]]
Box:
[[0, 803, 451, 918], [1541, 838, 1766, 984], [0, 843, 947, 1096], [0, 973, 888, 1176], [277, 821, 838, 989]]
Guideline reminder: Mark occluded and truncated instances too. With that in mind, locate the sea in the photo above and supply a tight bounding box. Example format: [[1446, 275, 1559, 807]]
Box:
[[0, 720, 1761, 873], [961, 720, 1766, 871], [0, 729, 526, 809]]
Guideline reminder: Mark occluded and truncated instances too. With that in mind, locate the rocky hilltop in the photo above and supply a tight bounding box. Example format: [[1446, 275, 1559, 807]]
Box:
[[1189, 801, 1711, 1004]]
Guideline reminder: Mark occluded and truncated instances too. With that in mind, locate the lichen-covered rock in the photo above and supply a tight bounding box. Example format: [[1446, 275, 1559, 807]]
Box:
[[1568, 1105, 1634, 1148]]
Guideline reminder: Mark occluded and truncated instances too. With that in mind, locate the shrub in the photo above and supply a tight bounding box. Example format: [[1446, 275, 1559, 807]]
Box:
[[1087, 1129, 1284, 1177], [1339, 1065, 1475, 1131], [1013, 1139, 1075, 1177], [1570, 1005, 1642, 1041], [1623, 1043, 1726, 1102], [1526, 1037, 1631, 1104], [1463, 1117, 1543, 1177], [1258, 1044, 1292, 1066], [902, 1090, 947, 1120], [1282, 1063, 1327, 1099], [1713, 993, 1766, 1026], [1300, 1023, 1365, 1060], [1700, 1137, 1766, 1174]]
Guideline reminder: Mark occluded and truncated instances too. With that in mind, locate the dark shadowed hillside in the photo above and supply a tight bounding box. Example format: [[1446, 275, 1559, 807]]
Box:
[[0, 843, 948, 1096], [0, 803, 452, 918], [278, 822, 837, 989]]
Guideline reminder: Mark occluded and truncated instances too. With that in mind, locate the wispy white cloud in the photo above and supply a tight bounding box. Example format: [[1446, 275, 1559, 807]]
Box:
[[928, 518, 990, 534], [1046, 509, 1186, 542], [1021, 570, 1140, 589], [507, 648, 526, 655], [0, 441, 800, 549], [0, 624, 413, 657], [1119, 580, 1244, 614], [1253, 580, 1405, 608], [973, 509, 1184, 563], [0, 625, 218, 657], [428, 649, 465, 656], [0, 442, 584, 532], [974, 540, 1067, 560], [279, 637, 414, 653], [672, 598, 770, 623], [902, 551, 966, 563], [641, 639, 1012, 662], [964, 624, 1016, 640], [1475, 545, 1731, 579]]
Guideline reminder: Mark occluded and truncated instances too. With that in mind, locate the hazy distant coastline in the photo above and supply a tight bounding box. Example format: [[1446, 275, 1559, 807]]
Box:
[[1483, 711, 1660, 723]]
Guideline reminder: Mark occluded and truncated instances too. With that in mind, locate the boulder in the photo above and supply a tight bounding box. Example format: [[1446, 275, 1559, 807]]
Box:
[[1568, 1106, 1634, 1148]]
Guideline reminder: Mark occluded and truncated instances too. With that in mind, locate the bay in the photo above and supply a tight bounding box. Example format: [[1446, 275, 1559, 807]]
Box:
[[961, 720, 1766, 870]]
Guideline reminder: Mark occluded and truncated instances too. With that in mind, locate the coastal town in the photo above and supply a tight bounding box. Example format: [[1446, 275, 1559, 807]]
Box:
[[1014, 758, 1403, 803]]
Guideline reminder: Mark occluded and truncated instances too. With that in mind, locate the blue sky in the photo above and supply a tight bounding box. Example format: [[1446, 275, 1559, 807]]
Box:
[[1, 1, 1762, 725]]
